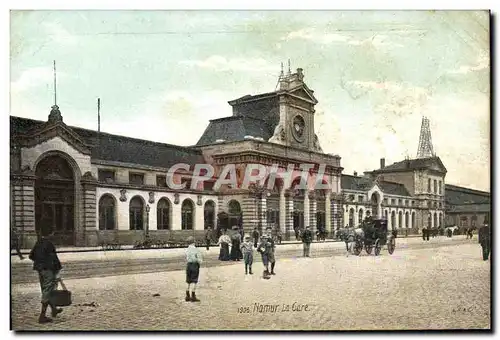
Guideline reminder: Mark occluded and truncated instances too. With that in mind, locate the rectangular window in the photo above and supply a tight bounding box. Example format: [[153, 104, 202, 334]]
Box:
[[391, 199, 395, 205], [156, 175, 167, 187], [412, 200, 415, 206], [428, 178, 431, 192], [405, 200, 409, 206], [398, 199, 402, 205], [383, 198, 388, 205], [129, 173, 144, 185], [98, 169, 115, 183], [358, 196, 363, 202], [433, 179, 437, 194], [349, 194, 355, 201], [439, 181, 443, 195]]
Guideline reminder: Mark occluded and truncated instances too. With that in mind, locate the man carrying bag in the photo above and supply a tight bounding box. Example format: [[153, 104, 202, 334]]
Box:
[[29, 226, 67, 324]]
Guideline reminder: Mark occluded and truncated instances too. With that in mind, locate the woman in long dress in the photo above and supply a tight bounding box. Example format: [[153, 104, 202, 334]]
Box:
[[217, 230, 231, 261], [230, 230, 242, 261]]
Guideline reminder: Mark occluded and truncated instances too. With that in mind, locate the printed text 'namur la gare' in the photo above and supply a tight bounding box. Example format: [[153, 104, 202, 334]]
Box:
[[156, 163, 335, 191]]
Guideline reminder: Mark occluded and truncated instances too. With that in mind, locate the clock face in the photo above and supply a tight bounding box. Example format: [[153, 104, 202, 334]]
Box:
[[292, 115, 306, 142]]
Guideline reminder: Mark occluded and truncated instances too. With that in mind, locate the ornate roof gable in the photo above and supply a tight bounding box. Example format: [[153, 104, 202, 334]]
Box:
[[14, 105, 92, 155]]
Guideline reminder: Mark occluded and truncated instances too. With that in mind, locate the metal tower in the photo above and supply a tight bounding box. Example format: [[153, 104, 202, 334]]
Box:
[[416, 116, 435, 158]]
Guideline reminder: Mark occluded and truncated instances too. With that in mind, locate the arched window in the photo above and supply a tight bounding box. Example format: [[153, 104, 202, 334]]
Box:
[[204, 200, 216, 229], [157, 198, 171, 230], [349, 208, 355, 227], [433, 179, 437, 194], [228, 200, 242, 227], [99, 195, 116, 230], [129, 196, 144, 230], [405, 212, 409, 228], [412, 212, 416, 229], [182, 199, 194, 230], [439, 213, 443, 228], [384, 210, 388, 220], [428, 178, 431, 192], [398, 211, 403, 229], [433, 212, 437, 229], [358, 209, 363, 225], [427, 213, 432, 228], [391, 211, 396, 229]]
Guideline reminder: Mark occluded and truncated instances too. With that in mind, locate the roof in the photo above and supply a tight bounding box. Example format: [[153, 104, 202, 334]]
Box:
[[447, 203, 491, 213], [11, 116, 205, 169], [372, 157, 447, 174], [445, 184, 490, 205], [196, 116, 273, 146], [341, 174, 411, 197]]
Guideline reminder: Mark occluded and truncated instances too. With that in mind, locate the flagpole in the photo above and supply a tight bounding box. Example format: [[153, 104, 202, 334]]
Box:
[[98, 98, 101, 132]]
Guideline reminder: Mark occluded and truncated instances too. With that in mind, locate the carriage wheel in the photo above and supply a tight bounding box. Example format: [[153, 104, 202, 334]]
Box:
[[374, 239, 381, 256], [388, 238, 396, 255], [365, 243, 373, 255], [353, 241, 363, 256]]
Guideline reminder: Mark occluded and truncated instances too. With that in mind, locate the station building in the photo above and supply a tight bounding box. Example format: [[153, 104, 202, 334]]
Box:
[[10, 67, 489, 247]]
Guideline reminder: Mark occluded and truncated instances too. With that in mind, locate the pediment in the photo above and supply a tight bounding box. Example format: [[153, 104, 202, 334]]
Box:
[[288, 85, 318, 104], [428, 157, 447, 174], [15, 121, 92, 155]]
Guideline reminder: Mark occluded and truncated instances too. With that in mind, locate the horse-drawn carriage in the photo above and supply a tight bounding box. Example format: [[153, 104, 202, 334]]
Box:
[[346, 218, 396, 256]]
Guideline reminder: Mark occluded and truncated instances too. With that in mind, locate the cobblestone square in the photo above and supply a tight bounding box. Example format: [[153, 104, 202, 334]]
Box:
[[11, 241, 490, 331]]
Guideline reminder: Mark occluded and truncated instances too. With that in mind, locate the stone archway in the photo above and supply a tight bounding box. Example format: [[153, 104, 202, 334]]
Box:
[[34, 154, 77, 245]]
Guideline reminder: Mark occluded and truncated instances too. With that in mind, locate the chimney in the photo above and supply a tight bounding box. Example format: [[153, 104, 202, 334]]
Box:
[[380, 158, 385, 169], [354, 171, 358, 177]]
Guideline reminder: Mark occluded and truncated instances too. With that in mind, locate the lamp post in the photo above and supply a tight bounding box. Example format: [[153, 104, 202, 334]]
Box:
[[145, 204, 150, 240]]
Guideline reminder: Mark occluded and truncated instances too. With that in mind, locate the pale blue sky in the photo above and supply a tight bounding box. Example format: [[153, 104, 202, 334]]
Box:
[[10, 10, 490, 191]]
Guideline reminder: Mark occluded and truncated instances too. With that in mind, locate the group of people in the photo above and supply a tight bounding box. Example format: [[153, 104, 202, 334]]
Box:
[[18, 219, 491, 325]]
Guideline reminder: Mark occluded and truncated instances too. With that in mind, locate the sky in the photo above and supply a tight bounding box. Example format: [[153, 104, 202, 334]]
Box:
[[9, 10, 490, 191]]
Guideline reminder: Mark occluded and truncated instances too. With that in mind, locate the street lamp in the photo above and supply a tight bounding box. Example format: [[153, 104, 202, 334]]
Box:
[[145, 204, 150, 239]]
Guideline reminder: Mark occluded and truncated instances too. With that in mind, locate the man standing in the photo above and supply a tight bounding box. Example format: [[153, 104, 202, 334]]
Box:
[[29, 227, 63, 323], [266, 228, 277, 275], [185, 236, 202, 302], [257, 234, 272, 279], [302, 226, 313, 257], [252, 227, 260, 249], [11, 227, 24, 260], [204, 226, 213, 251], [478, 224, 490, 261]]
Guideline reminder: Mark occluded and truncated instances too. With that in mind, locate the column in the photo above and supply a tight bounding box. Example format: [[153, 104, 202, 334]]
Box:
[[284, 189, 294, 240], [308, 191, 317, 232], [81, 173, 98, 246], [11, 172, 36, 248], [242, 195, 258, 233], [330, 195, 338, 234], [304, 191, 310, 230], [279, 187, 286, 234], [259, 192, 267, 230], [325, 191, 331, 233]]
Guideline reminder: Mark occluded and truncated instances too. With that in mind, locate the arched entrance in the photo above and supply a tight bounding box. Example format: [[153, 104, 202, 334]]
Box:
[[35, 155, 76, 245], [348, 208, 355, 227], [370, 192, 380, 218], [204, 200, 216, 229], [217, 200, 242, 235], [291, 177, 305, 231]]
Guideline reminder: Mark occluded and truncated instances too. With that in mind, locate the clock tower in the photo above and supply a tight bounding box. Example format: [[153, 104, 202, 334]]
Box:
[[268, 67, 322, 152]]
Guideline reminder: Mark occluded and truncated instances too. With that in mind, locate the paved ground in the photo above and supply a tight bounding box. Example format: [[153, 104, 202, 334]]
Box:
[[11, 239, 489, 331], [11, 236, 471, 284]]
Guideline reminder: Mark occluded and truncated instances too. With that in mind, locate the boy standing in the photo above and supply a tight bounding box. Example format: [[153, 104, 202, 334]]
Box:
[[185, 236, 202, 302], [240, 234, 254, 275]]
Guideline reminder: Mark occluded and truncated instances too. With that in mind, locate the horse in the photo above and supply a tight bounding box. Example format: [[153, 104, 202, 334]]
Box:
[[337, 227, 365, 254]]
